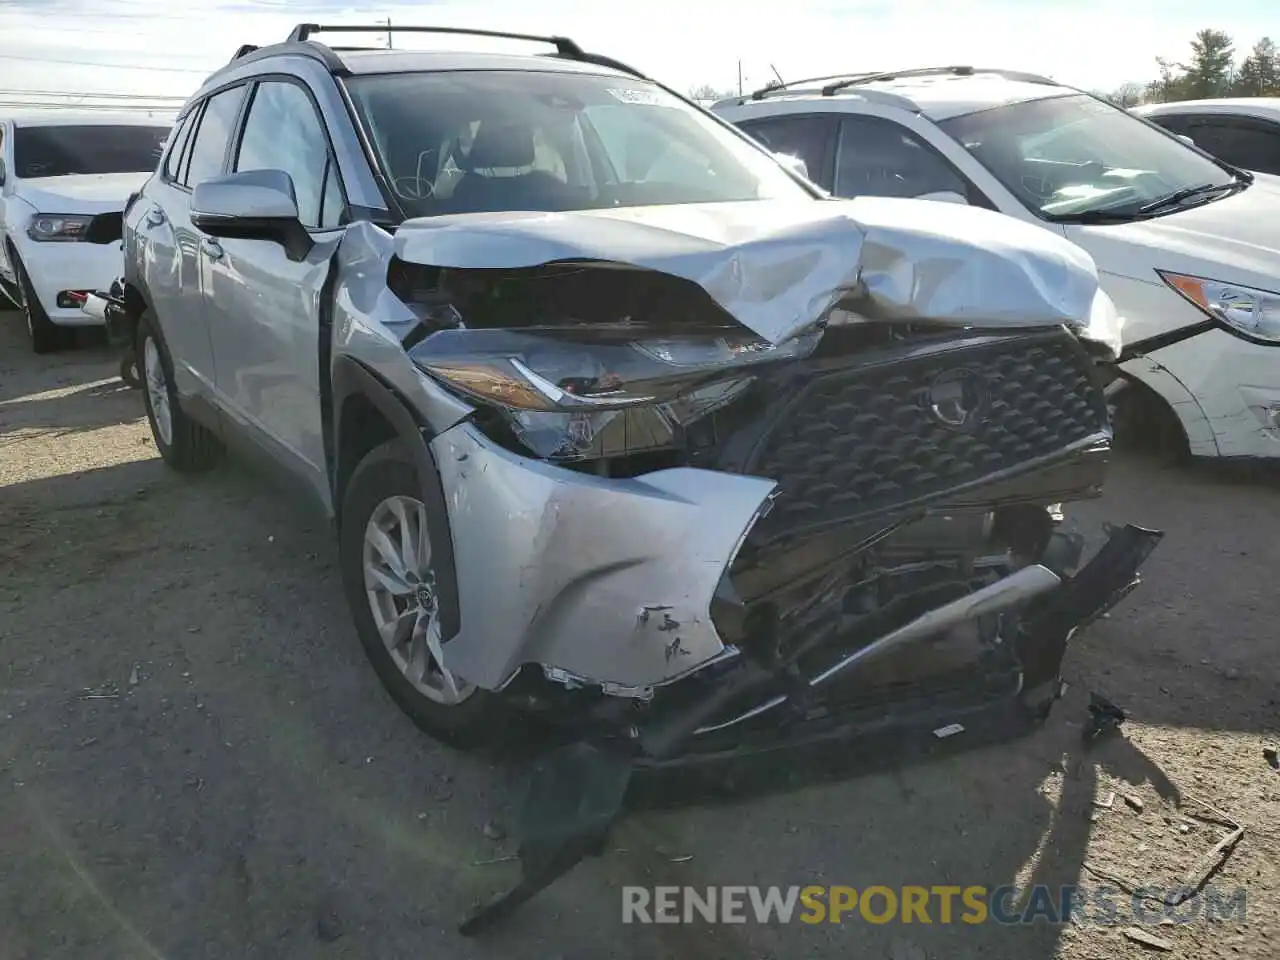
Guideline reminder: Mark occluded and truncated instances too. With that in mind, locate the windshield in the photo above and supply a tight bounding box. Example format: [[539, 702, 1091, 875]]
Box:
[[938, 94, 1240, 220], [345, 70, 809, 217], [12, 124, 170, 178]]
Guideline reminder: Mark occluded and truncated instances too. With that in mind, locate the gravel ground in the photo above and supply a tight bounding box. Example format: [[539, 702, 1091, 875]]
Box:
[[1, 314, 1277, 960]]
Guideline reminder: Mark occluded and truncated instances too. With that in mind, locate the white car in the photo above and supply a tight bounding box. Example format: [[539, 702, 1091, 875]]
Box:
[[713, 69, 1280, 460], [1132, 98, 1280, 177], [0, 111, 171, 353]]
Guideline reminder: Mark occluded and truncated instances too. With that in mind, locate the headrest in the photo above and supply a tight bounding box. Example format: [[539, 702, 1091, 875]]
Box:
[[466, 121, 536, 170]]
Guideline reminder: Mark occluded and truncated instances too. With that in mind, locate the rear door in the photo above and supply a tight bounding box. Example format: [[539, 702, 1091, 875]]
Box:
[[138, 85, 247, 399], [200, 77, 347, 498]]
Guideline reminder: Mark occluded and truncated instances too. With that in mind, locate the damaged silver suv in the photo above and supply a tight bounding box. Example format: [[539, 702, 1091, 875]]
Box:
[[91, 25, 1160, 787]]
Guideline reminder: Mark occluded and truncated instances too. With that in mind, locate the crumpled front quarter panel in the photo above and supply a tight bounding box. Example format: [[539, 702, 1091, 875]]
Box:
[[430, 422, 776, 691]]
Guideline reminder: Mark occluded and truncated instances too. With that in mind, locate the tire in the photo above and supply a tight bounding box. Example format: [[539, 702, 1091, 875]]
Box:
[[339, 439, 506, 749], [137, 311, 222, 472], [12, 252, 64, 354]]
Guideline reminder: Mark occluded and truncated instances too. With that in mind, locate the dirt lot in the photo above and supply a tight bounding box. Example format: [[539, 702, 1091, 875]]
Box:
[[1, 314, 1277, 960]]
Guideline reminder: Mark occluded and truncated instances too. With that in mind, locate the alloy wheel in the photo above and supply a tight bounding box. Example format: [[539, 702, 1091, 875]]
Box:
[[142, 336, 173, 447], [362, 494, 474, 705]]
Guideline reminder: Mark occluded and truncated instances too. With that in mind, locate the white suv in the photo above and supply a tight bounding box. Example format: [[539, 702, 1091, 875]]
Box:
[[714, 68, 1280, 461], [0, 111, 171, 353]]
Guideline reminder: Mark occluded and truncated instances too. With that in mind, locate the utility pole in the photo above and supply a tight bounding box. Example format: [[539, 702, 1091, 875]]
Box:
[[384, 17, 393, 49], [737, 59, 743, 96]]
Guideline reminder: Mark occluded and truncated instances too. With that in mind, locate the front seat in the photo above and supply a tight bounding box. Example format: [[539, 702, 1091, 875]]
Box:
[[449, 121, 569, 213]]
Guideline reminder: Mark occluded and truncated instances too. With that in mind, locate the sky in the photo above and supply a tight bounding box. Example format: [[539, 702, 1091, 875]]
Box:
[[0, 0, 1275, 107]]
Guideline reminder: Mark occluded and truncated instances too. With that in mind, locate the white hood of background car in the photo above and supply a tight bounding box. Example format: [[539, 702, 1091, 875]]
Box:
[[1069, 177, 1280, 291], [394, 196, 1117, 351], [15, 172, 150, 216]]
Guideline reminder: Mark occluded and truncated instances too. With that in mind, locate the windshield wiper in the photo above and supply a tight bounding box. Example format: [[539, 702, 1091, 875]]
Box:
[[1043, 208, 1155, 225], [1137, 182, 1236, 214]]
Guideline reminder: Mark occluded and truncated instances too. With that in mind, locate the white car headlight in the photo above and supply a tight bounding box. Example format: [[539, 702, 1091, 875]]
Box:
[[1157, 271, 1280, 343], [27, 213, 94, 242]]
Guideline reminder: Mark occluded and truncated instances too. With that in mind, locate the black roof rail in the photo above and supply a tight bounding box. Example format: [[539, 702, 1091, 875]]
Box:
[[538, 50, 647, 79], [230, 44, 259, 62], [747, 73, 878, 100], [286, 23, 587, 58], [821, 65, 1055, 96]]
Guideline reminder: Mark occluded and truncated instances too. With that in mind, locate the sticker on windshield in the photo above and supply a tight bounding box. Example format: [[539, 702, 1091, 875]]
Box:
[[606, 87, 668, 106]]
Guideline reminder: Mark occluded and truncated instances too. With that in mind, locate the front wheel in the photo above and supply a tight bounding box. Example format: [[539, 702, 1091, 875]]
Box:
[[339, 439, 506, 749], [13, 253, 64, 354]]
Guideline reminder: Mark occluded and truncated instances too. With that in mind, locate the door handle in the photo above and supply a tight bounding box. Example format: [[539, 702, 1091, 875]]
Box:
[[144, 208, 166, 227], [202, 238, 225, 260]]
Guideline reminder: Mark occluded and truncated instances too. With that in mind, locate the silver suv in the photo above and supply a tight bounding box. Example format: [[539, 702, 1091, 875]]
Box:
[[95, 24, 1158, 778]]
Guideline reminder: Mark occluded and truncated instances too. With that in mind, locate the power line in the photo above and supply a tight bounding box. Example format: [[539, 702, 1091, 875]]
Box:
[[0, 88, 188, 101], [0, 52, 216, 74]]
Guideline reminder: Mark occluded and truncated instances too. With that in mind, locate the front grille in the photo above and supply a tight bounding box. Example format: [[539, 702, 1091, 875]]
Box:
[[729, 331, 1108, 539]]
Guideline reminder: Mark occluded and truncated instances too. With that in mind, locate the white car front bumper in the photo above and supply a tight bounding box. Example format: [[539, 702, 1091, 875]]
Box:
[[1124, 326, 1280, 458], [10, 232, 126, 326]]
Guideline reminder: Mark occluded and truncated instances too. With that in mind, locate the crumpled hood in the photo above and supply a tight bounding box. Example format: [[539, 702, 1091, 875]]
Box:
[[14, 172, 150, 216], [393, 196, 1115, 349]]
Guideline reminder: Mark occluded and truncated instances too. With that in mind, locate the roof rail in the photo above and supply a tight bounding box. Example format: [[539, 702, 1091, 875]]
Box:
[[747, 73, 879, 101], [230, 44, 259, 62], [286, 23, 586, 58], [821, 65, 1055, 96]]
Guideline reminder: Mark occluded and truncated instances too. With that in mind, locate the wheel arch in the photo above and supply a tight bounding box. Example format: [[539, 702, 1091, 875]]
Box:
[[331, 354, 463, 641]]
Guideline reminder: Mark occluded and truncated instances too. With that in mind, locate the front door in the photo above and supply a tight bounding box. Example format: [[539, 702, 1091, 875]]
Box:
[[201, 78, 349, 502]]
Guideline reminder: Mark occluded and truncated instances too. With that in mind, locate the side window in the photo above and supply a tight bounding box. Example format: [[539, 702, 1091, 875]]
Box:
[[736, 116, 831, 187], [835, 116, 969, 200], [161, 111, 196, 183], [234, 81, 345, 229], [1148, 114, 1194, 137], [183, 86, 246, 188], [1190, 120, 1280, 175]]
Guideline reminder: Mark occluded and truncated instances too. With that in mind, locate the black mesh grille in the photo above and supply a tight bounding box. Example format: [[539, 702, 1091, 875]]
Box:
[[737, 332, 1108, 538]]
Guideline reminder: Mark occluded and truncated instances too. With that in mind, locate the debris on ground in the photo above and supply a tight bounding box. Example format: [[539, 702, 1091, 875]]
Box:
[[670, 854, 694, 863], [1122, 792, 1145, 813], [314, 904, 344, 942], [128, 664, 139, 687], [1265, 746, 1278, 771], [1083, 692, 1126, 744], [1094, 791, 1116, 809], [1122, 926, 1174, 951]]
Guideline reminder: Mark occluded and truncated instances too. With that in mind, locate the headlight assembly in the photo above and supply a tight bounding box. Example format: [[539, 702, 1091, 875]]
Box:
[[27, 214, 94, 242], [1157, 271, 1280, 344], [409, 325, 822, 461], [411, 326, 821, 412]]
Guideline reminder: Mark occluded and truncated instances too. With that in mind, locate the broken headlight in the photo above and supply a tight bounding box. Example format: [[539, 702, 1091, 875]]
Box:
[[411, 326, 820, 460]]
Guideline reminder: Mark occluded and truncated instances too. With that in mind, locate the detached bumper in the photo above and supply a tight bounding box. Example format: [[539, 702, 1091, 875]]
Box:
[[429, 421, 776, 692]]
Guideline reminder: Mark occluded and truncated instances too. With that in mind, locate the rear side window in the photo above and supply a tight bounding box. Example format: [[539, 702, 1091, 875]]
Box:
[[183, 85, 247, 189], [162, 111, 197, 184]]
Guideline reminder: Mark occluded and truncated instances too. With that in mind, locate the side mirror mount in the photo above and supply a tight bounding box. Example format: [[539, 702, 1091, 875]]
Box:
[[774, 152, 809, 181], [915, 190, 969, 205], [190, 169, 312, 262]]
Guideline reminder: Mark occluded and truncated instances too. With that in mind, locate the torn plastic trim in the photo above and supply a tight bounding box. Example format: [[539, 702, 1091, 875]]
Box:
[[691, 563, 1063, 735], [392, 196, 1112, 349]]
